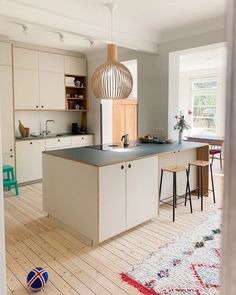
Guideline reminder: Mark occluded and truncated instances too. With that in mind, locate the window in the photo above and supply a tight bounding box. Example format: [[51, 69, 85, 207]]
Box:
[[190, 78, 218, 135]]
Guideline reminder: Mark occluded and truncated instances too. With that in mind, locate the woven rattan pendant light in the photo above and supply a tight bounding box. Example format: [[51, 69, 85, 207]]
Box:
[[92, 4, 133, 99]]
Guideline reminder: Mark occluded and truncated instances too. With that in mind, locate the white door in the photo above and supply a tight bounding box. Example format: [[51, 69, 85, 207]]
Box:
[[0, 66, 14, 165], [99, 162, 126, 242], [39, 72, 65, 110], [14, 69, 39, 109], [16, 140, 45, 183], [126, 156, 158, 229]]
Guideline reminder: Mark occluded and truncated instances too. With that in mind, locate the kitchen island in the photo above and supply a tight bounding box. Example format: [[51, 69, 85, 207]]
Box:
[[42, 141, 208, 246]]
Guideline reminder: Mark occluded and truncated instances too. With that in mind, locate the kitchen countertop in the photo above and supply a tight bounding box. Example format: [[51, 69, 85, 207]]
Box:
[[15, 133, 93, 141], [43, 141, 208, 167]]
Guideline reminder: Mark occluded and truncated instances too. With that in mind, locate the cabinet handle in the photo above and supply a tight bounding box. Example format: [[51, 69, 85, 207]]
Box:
[[36, 105, 39, 108], [121, 165, 124, 170], [128, 164, 131, 168], [82, 137, 84, 140], [58, 139, 61, 142], [10, 155, 13, 158], [30, 142, 33, 145], [10, 148, 13, 152], [41, 105, 44, 108]]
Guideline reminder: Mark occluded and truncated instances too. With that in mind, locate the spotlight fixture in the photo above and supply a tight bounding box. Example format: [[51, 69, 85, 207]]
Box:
[[59, 32, 64, 42], [89, 40, 95, 48], [22, 24, 28, 35]]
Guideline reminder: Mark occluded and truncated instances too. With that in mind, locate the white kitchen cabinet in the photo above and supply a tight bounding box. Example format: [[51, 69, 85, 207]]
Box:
[[13, 47, 38, 70], [39, 52, 64, 73], [65, 56, 87, 76], [14, 68, 40, 110], [0, 65, 15, 166], [45, 137, 72, 150], [158, 149, 197, 200], [99, 156, 158, 242], [71, 135, 93, 147], [39, 72, 65, 110], [99, 162, 126, 242], [126, 156, 158, 229], [16, 140, 45, 183], [0, 42, 12, 66]]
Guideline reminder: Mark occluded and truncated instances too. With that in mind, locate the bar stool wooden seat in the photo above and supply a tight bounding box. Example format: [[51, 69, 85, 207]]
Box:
[[188, 160, 215, 211], [159, 165, 192, 222]]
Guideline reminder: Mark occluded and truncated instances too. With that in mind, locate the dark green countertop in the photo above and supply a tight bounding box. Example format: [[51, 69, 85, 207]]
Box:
[[43, 141, 208, 167]]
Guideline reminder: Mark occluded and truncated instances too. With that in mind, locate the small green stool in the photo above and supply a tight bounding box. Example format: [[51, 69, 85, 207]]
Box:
[[2, 165, 19, 196]]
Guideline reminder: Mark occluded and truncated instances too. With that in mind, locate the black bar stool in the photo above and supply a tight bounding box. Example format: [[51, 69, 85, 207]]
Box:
[[187, 160, 216, 211], [159, 165, 193, 222]]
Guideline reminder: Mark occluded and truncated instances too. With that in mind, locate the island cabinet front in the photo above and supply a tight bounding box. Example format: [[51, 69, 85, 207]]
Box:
[[99, 156, 158, 243]]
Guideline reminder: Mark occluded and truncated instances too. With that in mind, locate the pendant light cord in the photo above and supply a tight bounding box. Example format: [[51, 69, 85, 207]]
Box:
[[107, 3, 117, 44]]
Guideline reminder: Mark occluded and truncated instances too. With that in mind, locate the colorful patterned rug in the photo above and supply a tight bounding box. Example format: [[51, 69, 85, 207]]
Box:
[[121, 210, 221, 295]]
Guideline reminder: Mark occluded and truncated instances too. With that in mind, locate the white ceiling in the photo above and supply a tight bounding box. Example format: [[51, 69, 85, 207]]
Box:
[[180, 47, 227, 72], [0, 0, 226, 54]]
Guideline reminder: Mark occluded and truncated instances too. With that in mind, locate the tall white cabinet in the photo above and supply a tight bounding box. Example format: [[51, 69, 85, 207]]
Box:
[[0, 42, 15, 167]]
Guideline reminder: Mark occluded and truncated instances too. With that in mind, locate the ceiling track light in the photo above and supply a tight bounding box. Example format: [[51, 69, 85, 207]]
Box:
[[22, 24, 28, 35], [89, 40, 95, 48], [59, 32, 64, 42]]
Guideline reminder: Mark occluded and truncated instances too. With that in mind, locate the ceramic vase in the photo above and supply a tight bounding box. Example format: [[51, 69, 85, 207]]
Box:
[[178, 131, 183, 143]]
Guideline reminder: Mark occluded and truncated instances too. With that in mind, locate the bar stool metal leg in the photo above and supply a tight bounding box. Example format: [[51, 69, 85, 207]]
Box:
[[185, 164, 191, 206], [210, 163, 216, 203], [159, 169, 164, 202], [200, 166, 203, 211], [173, 172, 177, 222], [197, 166, 200, 199], [186, 168, 193, 214]]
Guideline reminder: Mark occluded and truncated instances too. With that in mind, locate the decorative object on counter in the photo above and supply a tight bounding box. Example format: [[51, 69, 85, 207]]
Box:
[[92, 4, 133, 99], [18, 120, 30, 138], [121, 210, 221, 295], [139, 135, 165, 144], [174, 110, 192, 143], [79, 127, 86, 134]]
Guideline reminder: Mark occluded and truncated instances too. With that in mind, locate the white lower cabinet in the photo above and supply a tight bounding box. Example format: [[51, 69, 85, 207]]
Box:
[[71, 135, 93, 147], [45, 137, 72, 150], [99, 156, 158, 242], [16, 140, 45, 183]]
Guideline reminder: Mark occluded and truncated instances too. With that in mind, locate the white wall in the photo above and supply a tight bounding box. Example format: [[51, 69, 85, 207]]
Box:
[[15, 111, 82, 136], [0, 127, 6, 295], [87, 30, 225, 144]]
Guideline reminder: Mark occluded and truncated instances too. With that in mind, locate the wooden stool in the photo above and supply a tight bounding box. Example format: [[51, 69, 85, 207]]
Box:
[[2, 165, 19, 196], [188, 160, 215, 211], [159, 165, 192, 222]]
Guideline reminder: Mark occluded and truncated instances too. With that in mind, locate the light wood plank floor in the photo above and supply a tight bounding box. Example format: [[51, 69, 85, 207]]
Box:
[[4, 176, 223, 295]]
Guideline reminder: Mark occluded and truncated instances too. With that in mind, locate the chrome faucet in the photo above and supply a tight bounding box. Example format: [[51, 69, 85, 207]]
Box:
[[45, 120, 55, 136], [121, 134, 129, 147]]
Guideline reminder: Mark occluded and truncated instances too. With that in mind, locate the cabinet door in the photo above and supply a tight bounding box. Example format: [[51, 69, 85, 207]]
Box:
[[0, 66, 14, 156], [16, 140, 45, 183], [39, 72, 65, 110], [125, 102, 137, 141], [45, 137, 72, 150], [112, 104, 125, 143], [65, 56, 87, 76], [71, 135, 93, 147], [14, 69, 39, 109], [126, 156, 158, 229], [99, 162, 126, 242], [39, 52, 64, 73], [0, 42, 12, 66], [13, 47, 38, 70], [3, 153, 15, 167]]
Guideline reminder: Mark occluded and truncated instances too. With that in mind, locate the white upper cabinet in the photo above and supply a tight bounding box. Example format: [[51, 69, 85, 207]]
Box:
[[39, 52, 64, 73], [13, 47, 38, 70], [65, 56, 87, 76], [14, 69, 40, 110], [39, 72, 65, 110], [0, 42, 12, 66]]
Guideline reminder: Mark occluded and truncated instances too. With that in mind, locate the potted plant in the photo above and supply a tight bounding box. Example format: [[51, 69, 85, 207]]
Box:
[[174, 110, 192, 143]]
